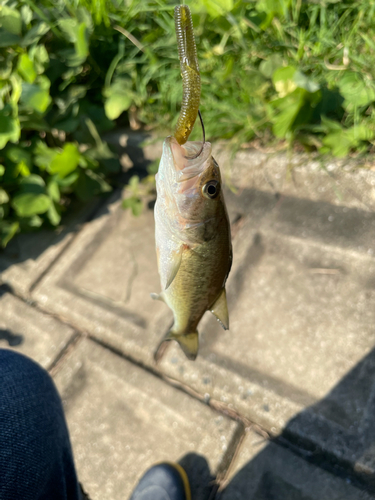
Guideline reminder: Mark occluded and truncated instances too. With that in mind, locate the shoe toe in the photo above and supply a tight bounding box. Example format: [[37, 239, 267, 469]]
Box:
[[129, 463, 190, 500]]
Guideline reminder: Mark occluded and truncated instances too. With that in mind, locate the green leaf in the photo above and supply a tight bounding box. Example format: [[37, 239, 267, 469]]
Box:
[[18, 53, 37, 83], [270, 88, 307, 137], [0, 221, 19, 248], [293, 72, 319, 94], [322, 131, 349, 157], [58, 19, 89, 67], [75, 169, 111, 201], [34, 141, 58, 169], [18, 161, 30, 176], [21, 75, 50, 110], [0, 165, 4, 176], [59, 18, 79, 42], [20, 5, 33, 26], [122, 196, 143, 216], [20, 214, 43, 228], [338, 72, 375, 109], [259, 55, 284, 79], [19, 174, 46, 188], [321, 116, 343, 133], [201, 0, 233, 18], [272, 99, 301, 137], [21, 80, 52, 113], [322, 125, 374, 157], [104, 79, 133, 120], [0, 187, 9, 204], [31, 45, 49, 74], [22, 22, 49, 46], [0, 106, 20, 149], [55, 171, 79, 188], [0, 56, 12, 79], [47, 180, 60, 202], [47, 202, 61, 226], [273, 66, 297, 97], [55, 116, 80, 133], [256, 0, 291, 17], [6, 146, 32, 168], [0, 6, 22, 35], [128, 175, 140, 192], [10, 74, 22, 106], [13, 175, 47, 205], [75, 22, 89, 60], [48, 143, 81, 178], [0, 29, 21, 47], [12, 192, 51, 217]]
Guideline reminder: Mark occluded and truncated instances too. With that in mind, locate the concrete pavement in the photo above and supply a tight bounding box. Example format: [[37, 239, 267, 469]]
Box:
[[1, 132, 375, 499]]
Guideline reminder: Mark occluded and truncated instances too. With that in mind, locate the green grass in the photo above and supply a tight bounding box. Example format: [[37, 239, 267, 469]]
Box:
[[78, 0, 375, 157], [1, 0, 375, 246], [142, 0, 375, 157]]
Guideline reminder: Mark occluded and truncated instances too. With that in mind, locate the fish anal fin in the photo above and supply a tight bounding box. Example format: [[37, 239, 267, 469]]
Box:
[[165, 244, 188, 290], [210, 288, 229, 330]]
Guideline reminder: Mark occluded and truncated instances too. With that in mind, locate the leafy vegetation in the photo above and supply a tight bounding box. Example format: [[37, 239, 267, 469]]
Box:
[[1, 0, 375, 246]]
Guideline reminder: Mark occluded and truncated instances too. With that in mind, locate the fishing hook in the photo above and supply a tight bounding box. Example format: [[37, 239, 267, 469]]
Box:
[[184, 109, 205, 160]]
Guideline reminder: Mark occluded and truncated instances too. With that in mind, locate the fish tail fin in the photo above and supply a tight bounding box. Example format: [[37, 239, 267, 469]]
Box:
[[154, 330, 199, 363], [172, 331, 199, 361]]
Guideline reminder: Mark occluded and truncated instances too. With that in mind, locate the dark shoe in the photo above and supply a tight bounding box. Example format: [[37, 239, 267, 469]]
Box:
[[129, 462, 191, 500]]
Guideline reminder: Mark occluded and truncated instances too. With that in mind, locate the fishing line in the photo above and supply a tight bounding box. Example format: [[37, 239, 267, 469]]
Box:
[[184, 109, 205, 160]]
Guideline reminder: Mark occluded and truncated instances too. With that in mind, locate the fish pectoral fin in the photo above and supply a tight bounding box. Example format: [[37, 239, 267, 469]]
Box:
[[154, 330, 199, 362], [150, 292, 165, 302], [210, 288, 229, 330], [165, 245, 187, 290]]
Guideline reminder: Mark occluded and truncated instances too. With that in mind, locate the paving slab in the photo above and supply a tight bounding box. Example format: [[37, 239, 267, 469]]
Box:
[[216, 147, 375, 212], [158, 205, 375, 475], [32, 191, 171, 365], [53, 339, 240, 500], [0, 199, 101, 299], [31, 148, 375, 477], [0, 288, 76, 369], [220, 429, 375, 500]]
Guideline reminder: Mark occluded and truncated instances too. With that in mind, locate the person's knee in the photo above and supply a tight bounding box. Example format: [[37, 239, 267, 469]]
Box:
[[0, 348, 50, 381], [0, 349, 64, 435], [0, 348, 59, 404], [0, 349, 78, 499]]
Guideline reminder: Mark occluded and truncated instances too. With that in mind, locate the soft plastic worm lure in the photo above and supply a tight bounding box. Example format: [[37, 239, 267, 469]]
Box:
[[174, 5, 201, 146]]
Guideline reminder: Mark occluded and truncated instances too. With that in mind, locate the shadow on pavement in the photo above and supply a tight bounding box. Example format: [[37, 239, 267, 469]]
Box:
[[180, 348, 375, 500], [0, 328, 23, 347]]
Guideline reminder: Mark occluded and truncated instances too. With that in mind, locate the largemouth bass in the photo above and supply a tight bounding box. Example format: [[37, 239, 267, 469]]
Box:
[[153, 137, 232, 360]]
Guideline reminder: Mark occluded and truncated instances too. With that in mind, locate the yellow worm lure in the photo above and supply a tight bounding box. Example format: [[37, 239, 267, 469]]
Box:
[[174, 5, 201, 145]]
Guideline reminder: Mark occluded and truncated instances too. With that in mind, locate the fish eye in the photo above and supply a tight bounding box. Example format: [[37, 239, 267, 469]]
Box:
[[202, 180, 220, 199]]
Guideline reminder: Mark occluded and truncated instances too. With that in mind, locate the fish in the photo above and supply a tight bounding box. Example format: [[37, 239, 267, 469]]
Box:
[[152, 136, 232, 361]]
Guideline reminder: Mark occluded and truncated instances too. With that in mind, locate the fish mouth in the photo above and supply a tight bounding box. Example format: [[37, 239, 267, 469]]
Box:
[[166, 136, 212, 188]]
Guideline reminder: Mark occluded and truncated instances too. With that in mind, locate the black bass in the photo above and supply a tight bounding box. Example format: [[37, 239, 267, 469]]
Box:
[[153, 137, 232, 360]]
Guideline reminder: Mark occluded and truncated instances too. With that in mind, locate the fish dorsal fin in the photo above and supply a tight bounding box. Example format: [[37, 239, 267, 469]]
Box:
[[210, 288, 229, 330], [165, 245, 185, 289]]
